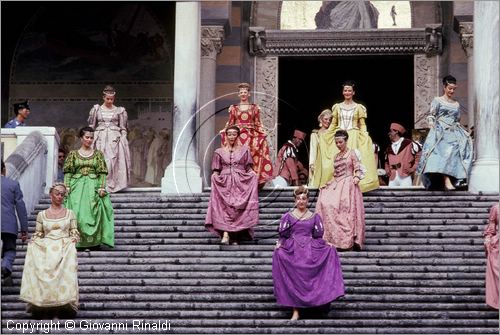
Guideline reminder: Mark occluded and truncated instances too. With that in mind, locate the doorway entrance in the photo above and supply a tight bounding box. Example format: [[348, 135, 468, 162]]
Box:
[[278, 55, 414, 168]]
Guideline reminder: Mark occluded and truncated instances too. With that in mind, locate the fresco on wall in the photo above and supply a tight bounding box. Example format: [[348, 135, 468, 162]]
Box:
[[12, 3, 172, 81]]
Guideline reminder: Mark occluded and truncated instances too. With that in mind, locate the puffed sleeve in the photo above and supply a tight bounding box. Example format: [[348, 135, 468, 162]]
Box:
[[119, 107, 129, 135], [31, 212, 45, 241], [253, 104, 265, 133], [352, 149, 362, 174], [358, 105, 368, 132], [88, 105, 99, 129], [63, 151, 76, 185], [485, 204, 499, 240], [68, 210, 80, 242], [330, 105, 339, 129], [244, 147, 254, 172], [224, 105, 237, 128], [211, 150, 222, 173], [312, 214, 324, 238], [278, 212, 292, 239], [95, 150, 108, 189], [309, 131, 319, 167], [426, 98, 439, 125]]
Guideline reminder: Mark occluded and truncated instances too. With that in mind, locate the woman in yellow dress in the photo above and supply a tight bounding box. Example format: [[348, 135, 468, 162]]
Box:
[[308, 109, 333, 188], [319, 81, 379, 192], [20, 183, 79, 319]]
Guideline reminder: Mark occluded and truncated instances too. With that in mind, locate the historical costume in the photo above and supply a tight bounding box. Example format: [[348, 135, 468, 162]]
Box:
[[273, 130, 307, 187], [272, 212, 345, 308], [320, 103, 380, 192], [416, 97, 473, 189], [221, 103, 274, 185], [309, 129, 335, 188], [88, 88, 131, 193], [484, 203, 499, 310], [64, 150, 115, 248], [20, 209, 79, 314], [316, 149, 366, 250], [385, 123, 422, 187], [1, 167, 28, 284], [205, 145, 259, 242]]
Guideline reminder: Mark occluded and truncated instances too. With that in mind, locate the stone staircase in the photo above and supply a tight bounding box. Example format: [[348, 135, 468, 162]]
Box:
[[2, 189, 499, 334]]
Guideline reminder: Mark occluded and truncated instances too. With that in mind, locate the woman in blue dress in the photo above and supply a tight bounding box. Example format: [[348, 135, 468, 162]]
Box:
[[416, 75, 473, 190]]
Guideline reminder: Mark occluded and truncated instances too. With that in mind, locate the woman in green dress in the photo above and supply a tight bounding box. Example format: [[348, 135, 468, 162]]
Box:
[[64, 126, 115, 249]]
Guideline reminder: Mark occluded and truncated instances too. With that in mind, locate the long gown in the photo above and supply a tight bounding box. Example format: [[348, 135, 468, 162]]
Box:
[[64, 150, 115, 248], [272, 212, 345, 308], [88, 104, 131, 193], [221, 104, 274, 185], [308, 129, 332, 188], [319, 103, 379, 192], [484, 203, 499, 309], [316, 149, 366, 250], [20, 209, 79, 313], [205, 145, 259, 240], [416, 97, 473, 189]]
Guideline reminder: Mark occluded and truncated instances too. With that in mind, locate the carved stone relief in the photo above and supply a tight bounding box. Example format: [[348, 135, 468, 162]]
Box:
[[254, 56, 278, 161], [414, 54, 439, 129], [201, 26, 225, 58], [459, 22, 473, 57]]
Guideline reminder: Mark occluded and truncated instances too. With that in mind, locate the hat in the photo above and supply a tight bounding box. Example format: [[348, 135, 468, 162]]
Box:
[[13, 100, 30, 111], [390, 123, 406, 134], [293, 130, 306, 141]]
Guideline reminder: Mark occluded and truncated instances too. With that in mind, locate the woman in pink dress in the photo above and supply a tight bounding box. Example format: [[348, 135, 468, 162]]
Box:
[[205, 125, 259, 245], [484, 203, 499, 309], [88, 85, 131, 193], [316, 129, 366, 251], [221, 83, 273, 187]]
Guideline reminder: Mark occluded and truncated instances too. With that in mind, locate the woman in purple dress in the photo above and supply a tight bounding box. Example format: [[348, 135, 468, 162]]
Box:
[[205, 125, 259, 245], [272, 186, 345, 320]]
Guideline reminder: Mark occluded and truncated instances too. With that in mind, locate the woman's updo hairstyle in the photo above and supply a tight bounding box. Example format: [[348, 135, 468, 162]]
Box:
[[442, 75, 457, 86], [79, 126, 95, 138], [334, 129, 349, 141], [225, 125, 241, 136], [293, 185, 309, 198]]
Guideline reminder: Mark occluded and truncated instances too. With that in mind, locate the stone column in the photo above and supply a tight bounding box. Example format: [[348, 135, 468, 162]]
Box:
[[199, 26, 224, 187], [459, 22, 474, 129], [162, 2, 202, 194], [469, 1, 499, 193]]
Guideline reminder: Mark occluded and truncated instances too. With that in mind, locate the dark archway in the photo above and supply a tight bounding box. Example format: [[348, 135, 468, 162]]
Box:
[[278, 55, 414, 168]]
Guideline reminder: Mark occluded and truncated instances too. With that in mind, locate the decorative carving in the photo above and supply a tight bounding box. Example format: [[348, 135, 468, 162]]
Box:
[[249, 27, 267, 57], [424, 24, 443, 57], [459, 22, 473, 57], [264, 29, 429, 56], [414, 54, 438, 129], [201, 26, 225, 58], [254, 56, 278, 160]]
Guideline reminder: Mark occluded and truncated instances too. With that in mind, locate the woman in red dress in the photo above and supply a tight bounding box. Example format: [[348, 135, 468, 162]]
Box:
[[221, 83, 273, 186]]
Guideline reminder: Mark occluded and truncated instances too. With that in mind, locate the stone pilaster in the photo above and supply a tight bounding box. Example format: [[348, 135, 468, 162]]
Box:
[[199, 26, 224, 186], [162, 2, 202, 194], [469, 2, 499, 193], [459, 22, 474, 129]]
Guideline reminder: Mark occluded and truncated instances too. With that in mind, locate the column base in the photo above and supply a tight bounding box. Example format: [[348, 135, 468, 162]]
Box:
[[161, 160, 202, 194], [468, 159, 499, 193]]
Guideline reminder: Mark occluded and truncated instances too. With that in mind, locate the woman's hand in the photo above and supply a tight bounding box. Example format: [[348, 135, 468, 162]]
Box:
[[353, 175, 360, 185], [98, 188, 107, 197], [309, 164, 315, 173], [274, 241, 281, 250]]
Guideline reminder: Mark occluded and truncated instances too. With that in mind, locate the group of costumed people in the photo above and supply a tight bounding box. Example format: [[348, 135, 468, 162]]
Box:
[[15, 86, 130, 318], [204, 78, 489, 319]]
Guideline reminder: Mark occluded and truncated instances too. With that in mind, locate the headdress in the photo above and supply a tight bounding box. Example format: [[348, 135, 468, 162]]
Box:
[[390, 123, 406, 134]]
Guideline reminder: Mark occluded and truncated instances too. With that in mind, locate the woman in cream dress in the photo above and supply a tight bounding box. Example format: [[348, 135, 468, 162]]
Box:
[[308, 109, 333, 188], [320, 81, 379, 192], [20, 183, 79, 318]]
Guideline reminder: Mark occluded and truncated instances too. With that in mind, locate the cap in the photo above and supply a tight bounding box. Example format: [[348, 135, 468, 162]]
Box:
[[13, 100, 30, 111], [390, 123, 406, 134], [293, 129, 306, 141]]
